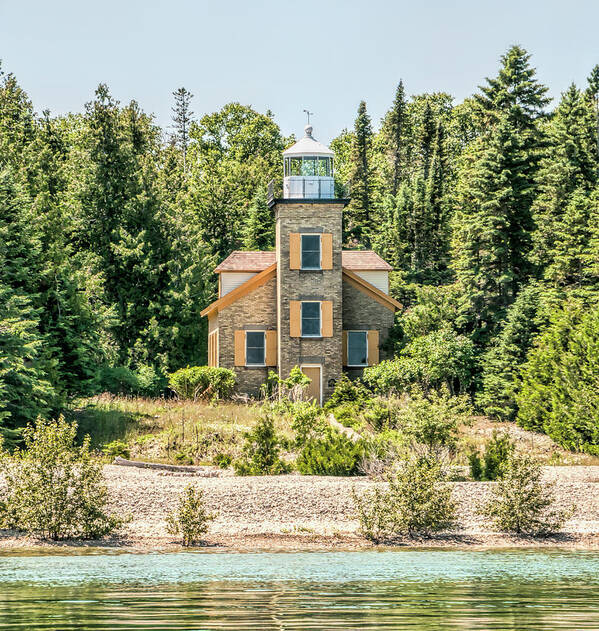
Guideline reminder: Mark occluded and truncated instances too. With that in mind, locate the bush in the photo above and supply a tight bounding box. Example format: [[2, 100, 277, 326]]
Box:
[[324, 375, 369, 411], [296, 430, 366, 476], [395, 387, 471, 453], [0, 417, 123, 540], [166, 484, 215, 546], [353, 455, 456, 541], [233, 413, 290, 475], [481, 452, 573, 535], [169, 366, 236, 401], [289, 401, 327, 446], [362, 358, 413, 395], [469, 431, 515, 481], [93, 364, 166, 397], [102, 440, 130, 460], [213, 452, 232, 469], [517, 301, 599, 454]]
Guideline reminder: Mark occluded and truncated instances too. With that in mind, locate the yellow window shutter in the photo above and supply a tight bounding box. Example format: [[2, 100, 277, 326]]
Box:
[[321, 233, 333, 269], [265, 330, 277, 366], [367, 330, 379, 365], [234, 330, 245, 366], [342, 331, 348, 365], [290, 301, 301, 337], [289, 233, 301, 269], [321, 300, 333, 337]]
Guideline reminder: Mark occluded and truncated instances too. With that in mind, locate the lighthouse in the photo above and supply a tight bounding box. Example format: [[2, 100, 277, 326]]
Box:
[[282, 124, 335, 199]]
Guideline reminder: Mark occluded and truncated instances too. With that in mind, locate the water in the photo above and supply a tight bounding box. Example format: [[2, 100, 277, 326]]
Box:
[[1, 549, 598, 629]]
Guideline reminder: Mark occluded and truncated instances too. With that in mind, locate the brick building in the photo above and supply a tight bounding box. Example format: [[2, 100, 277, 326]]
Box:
[[201, 125, 400, 404]]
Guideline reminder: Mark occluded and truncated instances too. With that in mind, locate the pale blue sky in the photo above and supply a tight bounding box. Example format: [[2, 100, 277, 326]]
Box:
[[1, 0, 597, 143]]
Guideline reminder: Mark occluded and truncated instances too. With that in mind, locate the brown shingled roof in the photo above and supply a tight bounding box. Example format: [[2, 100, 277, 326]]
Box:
[[213, 249, 392, 273], [342, 250, 393, 271], [214, 251, 276, 272]]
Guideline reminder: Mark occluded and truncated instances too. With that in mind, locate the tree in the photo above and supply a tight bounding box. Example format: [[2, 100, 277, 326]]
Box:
[[166, 484, 215, 546], [586, 64, 599, 164], [347, 101, 374, 246], [0, 417, 123, 540], [171, 87, 194, 173], [382, 80, 409, 195], [453, 46, 549, 344], [242, 184, 274, 250]]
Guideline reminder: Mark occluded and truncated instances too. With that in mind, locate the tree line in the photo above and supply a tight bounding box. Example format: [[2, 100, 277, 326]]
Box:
[[1, 45, 598, 451]]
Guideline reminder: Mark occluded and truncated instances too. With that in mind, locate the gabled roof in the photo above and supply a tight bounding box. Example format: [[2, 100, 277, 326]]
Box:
[[200, 263, 277, 317], [214, 251, 276, 273], [342, 250, 393, 271], [342, 269, 402, 312], [214, 250, 392, 273]]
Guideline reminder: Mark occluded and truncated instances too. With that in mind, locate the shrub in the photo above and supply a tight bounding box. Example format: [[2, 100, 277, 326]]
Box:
[[102, 440, 130, 460], [296, 430, 366, 476], [93, 364, 166, 397], [395, 387, 471, 454], [353, 455, 456, 541], [169, 366, 236, 401], [481, 452, 573, 535], [324, 375, 369, 411], [260, 366, 311, 402], [213, 452, 232, 469], [0, 417, 123, 540], [290, 401, 327, 446], [482, 431, 514, 480], [233, 413, 290, 475], [166, 484, 215, 546], [362, 358, 413, 395]]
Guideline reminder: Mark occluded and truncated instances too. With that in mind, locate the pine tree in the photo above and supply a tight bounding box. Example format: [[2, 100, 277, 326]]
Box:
[[383, 80, 408, 195], [242, 185, 274, 250], [586, 65, 599, 164], [453, 46, 549, 342], [347, 101, 374, 246], [171, 87, 194, 173], [532, 84, 598, 284]]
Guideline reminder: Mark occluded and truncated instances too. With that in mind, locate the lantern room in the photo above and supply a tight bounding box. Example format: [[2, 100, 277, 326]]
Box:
[[283, 125, 335, 199]]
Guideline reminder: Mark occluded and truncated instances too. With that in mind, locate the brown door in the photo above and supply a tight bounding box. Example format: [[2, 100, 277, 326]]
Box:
[[301, 365, 321, 405]]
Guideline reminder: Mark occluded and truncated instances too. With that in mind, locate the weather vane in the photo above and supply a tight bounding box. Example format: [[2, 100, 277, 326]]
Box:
[[303, 109, 314, 125]]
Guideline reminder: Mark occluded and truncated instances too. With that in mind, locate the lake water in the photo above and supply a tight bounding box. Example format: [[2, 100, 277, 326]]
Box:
[[1, 549, 598, 629]]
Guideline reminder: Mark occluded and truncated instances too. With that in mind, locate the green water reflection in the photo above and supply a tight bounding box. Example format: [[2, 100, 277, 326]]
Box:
[[0, 550, 598, 630]]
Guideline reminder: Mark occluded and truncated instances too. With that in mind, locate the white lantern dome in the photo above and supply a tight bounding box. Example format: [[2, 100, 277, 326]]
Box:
[[282, 125, 335, 199]]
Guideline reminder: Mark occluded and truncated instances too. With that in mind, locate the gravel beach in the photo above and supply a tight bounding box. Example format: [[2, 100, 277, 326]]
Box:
[[2, 465, 599, 551]]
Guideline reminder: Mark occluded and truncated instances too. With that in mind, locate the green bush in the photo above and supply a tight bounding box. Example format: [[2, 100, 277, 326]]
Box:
[[0, 417, 124, 540], [353, 455, 456, 541], [395, 387, 471, 453], [166, 484, 215, 546], [481, 452, 573, 535], [517, 301, 599, 454], [213, 452, 232, 469], [234, 413, 290, 475], [168, 366, 236, 401], [93, 364, 166, 397], [102, 440, 130, 460], [363, 330, 475, 395], [290, 401, 327, 446], [296, 430, 366, 476], [324, 375, 369, 411], [469, 431, 515, 481]]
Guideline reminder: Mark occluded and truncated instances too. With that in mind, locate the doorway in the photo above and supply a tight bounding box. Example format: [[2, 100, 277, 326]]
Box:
[[301, 365, 322, 406]]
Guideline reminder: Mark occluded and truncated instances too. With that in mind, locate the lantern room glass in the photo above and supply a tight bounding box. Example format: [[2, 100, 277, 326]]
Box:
[[285, 156, 332, 177]]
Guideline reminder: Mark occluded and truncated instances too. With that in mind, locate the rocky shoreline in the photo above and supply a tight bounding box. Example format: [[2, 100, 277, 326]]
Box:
[[1, 465, 599, 552]]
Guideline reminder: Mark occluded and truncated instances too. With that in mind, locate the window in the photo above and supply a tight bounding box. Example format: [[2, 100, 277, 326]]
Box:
[[301, 302, 321, 337], [348, 331, 368, 366], [245, 331, 265, 365], [301, 234, 321, 269]]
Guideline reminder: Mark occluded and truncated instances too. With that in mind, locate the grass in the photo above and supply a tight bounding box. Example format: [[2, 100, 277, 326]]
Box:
[[69, 394, 293, 465], [68, 394, 599, 468]]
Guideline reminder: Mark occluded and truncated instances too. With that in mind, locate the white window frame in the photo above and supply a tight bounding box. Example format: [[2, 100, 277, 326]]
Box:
[[245, 330, 266, 367], [347, 330, 368, 367], [301, 301, 322, 338], [300, 234, 321, 270]]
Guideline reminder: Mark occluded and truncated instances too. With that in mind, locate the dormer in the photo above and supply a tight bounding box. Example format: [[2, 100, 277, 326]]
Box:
[[283, 125, 334, 199]]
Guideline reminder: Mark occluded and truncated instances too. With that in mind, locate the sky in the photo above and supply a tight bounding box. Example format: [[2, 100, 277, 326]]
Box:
[[1, 0, 598, 144]]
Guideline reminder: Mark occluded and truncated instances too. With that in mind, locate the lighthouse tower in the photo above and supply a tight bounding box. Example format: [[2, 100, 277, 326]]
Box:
[[282, 125, 335, 199], [272, 125, 348, 402]]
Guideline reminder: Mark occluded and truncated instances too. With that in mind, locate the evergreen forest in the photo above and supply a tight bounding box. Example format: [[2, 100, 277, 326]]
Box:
[[2, 46, 599, 454]]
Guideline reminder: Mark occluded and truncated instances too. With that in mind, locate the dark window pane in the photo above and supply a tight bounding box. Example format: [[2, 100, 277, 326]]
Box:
[[348, 331, 367, 366], [246, 332, 265, 365], [301, 235, 321, 269], [301, 302, 321, 336]]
